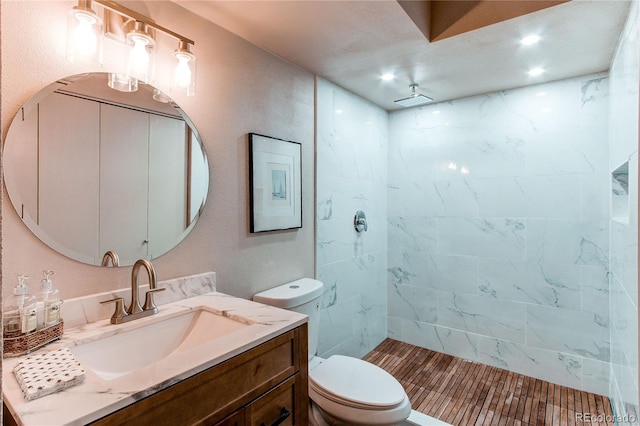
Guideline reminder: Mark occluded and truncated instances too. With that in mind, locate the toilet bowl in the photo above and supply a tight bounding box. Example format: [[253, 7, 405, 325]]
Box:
[[308, 355, 411, 425], [254, 278, 411, 426]]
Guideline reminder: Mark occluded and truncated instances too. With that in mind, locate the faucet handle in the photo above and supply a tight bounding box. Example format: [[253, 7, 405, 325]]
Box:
[[143, 288, 166, 312], [100, 297, 127, 324]]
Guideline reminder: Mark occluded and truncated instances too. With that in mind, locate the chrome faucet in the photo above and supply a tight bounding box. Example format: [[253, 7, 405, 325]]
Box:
[[101, 258, 165, 324]]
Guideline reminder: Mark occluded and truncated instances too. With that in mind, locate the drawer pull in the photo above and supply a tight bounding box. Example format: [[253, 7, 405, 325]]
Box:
[[260, 407, 291, 426]]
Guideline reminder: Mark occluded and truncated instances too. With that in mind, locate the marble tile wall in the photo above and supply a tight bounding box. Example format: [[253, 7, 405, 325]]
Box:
[[316, 78, 389, 358], [388, 73, 611, 395], [609, 0, 640, 420]]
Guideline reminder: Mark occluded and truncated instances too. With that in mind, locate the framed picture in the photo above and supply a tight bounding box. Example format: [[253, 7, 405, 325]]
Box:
[[249, 133, 302, 233]]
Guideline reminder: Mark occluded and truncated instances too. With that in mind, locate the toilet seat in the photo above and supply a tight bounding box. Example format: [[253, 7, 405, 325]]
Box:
[[309, 355, 407, 409], [308, 394, 412, 426]]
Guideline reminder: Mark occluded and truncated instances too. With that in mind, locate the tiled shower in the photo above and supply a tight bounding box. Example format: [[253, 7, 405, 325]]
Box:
[[387, 73, 610, 394], [316, 1, 639, 419]]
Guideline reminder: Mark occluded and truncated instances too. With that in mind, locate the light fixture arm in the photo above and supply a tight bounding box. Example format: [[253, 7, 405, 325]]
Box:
[[93, 0, 194, 46], [73, 0, 98, 15]]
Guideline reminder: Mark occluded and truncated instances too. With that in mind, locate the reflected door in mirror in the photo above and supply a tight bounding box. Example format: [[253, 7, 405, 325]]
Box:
[[40, 92, 101, 263]]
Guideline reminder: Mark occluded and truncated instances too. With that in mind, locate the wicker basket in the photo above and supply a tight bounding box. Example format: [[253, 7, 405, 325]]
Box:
[[4, 320, 64, 357]]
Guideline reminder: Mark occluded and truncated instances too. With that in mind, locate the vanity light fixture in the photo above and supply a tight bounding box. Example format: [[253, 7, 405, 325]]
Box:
[[66, 0, 197, 96], [173, 41, 197, 96], [66, 0, 103, 65], [125, 21, 155, 84], [152, 88, 172, 103], [108, 72, 138, 92]]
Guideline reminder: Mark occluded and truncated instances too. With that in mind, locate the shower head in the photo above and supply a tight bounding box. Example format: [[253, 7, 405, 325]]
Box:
[[394, 84, 433, 108]]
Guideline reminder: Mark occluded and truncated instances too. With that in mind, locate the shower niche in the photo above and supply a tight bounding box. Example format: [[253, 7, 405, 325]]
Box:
[[612, 161, 629, 224]]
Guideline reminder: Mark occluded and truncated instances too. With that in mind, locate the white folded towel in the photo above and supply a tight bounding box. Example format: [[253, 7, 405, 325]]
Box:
[[14, 347, 85, 400]]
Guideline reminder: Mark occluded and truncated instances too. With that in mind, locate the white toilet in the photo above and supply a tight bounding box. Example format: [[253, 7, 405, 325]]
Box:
[[254, 278, 412, 426]]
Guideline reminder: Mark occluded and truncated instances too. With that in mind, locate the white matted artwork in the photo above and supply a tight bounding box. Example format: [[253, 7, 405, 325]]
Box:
[[249, 133, 302, 233]]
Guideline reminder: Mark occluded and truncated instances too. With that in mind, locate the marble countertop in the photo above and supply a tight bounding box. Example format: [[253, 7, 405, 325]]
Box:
[[3, 289, 307, 425]]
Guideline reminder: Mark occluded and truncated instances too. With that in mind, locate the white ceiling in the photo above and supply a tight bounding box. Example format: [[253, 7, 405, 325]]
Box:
[[175, 0, 631, 111]]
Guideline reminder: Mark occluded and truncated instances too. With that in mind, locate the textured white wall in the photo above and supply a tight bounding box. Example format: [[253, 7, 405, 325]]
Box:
[[1, 1, 315, 301], [608, 0, 640, 419]]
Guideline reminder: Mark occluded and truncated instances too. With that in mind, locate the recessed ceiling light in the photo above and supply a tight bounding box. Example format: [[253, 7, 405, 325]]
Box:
[[381, 73, 395, 81], [520, 34, 541, 46], [528, 67, 545, 76]]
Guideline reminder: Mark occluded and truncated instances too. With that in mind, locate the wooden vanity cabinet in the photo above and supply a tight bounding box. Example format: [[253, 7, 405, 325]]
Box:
[[90, 324, 308, 426]]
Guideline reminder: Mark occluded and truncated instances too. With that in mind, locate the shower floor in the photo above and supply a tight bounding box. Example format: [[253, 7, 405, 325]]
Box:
[[364, 339, 615, 426]]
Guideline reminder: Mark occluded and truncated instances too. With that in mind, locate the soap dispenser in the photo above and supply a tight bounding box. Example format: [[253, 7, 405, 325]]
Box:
[[14, 275, 37, 333], [4, 275, 29, 334], [14, 275, 29, 312], [40, 270, 61, 327]]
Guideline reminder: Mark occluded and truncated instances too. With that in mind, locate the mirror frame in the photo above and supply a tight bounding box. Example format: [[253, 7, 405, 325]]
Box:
[[3, 73, 210, 267]]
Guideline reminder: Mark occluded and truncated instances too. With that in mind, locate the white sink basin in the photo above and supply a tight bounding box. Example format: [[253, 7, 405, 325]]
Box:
[[71, 309, 249, 380]]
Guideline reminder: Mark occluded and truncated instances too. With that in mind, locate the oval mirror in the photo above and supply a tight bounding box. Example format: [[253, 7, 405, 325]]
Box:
[[3, 73, 209, 267]]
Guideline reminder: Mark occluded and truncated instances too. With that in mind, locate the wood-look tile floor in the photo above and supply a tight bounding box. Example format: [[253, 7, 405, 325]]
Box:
[[363, 339, 615, 426]]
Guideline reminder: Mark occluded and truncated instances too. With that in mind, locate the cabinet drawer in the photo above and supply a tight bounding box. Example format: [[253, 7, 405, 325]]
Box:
[[214, 410, 245, 426], [246, 376, 298, 426]]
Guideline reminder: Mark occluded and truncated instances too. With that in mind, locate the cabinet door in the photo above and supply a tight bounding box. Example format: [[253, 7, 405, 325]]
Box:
[[99, 103, 149, 264], [39, 92, 100, 263]]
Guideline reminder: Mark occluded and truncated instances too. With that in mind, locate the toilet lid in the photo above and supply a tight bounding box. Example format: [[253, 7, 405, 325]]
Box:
[[309, 355, 406, 409]]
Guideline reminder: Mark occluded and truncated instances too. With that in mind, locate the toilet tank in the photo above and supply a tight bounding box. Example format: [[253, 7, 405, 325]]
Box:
[[253, 278, 323, 360]]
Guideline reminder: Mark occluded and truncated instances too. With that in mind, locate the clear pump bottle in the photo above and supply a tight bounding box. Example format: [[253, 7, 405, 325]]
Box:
[[4, 275, 29, 334], [14, 275, 37, 333], [22, 294, 38, 333], [14, 275, 29, 311], [40, 270, 61, 327]]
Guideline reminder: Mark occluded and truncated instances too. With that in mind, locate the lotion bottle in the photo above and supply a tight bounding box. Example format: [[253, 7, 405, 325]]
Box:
[[22, 294, 38, 333], [40, 270, 61, 327], [13, 275, 29, 312], [4, 275, 29, 334], [15, 275, 37, 333]]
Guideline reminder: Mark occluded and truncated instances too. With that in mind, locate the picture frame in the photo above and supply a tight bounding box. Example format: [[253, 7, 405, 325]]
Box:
[[248, 133, 302, 233]]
